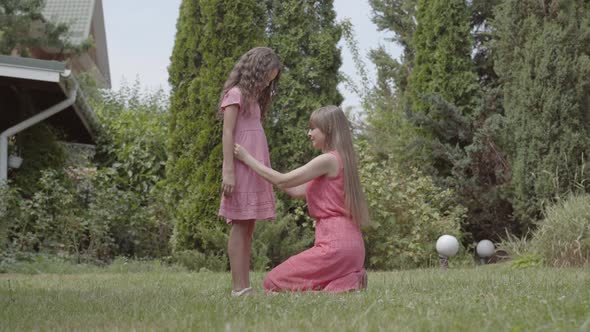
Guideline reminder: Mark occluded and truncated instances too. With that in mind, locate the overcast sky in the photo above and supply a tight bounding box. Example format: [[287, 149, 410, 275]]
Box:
[[102, 0, 401, 110]]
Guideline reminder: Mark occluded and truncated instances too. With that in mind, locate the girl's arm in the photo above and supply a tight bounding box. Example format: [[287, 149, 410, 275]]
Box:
[[234, 144, 338, 189], [222, 105, 239, 196]]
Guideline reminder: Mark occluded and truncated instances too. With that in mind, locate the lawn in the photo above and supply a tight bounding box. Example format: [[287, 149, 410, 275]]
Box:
[[1, 259, 589, 331]]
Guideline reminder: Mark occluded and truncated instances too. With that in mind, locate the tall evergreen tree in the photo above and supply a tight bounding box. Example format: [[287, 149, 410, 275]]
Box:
[[364, 0, 516, 241], [369, 0, 418, 69], [265, 0, 343, 173], [492, 0, 590, 224], [401, 0, 480, 185], [250, 0, 343, 266], [409, 0, 479, 122], [365, 0, 501, 159], [357, 0, 419, 162], [166, 0, 266, 253]]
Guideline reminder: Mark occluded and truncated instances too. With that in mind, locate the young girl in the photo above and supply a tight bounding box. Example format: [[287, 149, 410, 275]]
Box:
[[218, 47, 281, 297], [234, 105, 370, 293]]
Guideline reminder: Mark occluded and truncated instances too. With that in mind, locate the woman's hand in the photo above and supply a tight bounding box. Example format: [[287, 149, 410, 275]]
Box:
[[233, 144, 251, 162]]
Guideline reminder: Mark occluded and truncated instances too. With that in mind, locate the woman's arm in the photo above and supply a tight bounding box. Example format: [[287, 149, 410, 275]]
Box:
[[234, 144, 338, 189], [221, 105, 239, 196], [282, 183, 308, 199]]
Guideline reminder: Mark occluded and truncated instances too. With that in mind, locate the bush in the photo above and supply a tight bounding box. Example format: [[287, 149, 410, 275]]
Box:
[[498, 194, 590, 268], [530, 194, 590, 267], [10, 123, 67, 196], [0, 184, 22, 251], [91, 80, 169, 199], [86, 169, 172, 259], [358, 142, 466, 270], [0, 168, 172, 262], [1, 170, 85, 256], [251, 199, 315, 271], [1, 80, 172, 263]]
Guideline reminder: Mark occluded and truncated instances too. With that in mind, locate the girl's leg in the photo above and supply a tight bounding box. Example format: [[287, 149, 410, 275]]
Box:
[[228, 220, 256, 291]]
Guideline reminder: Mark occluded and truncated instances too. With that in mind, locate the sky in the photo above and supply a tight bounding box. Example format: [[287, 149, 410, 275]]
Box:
[[102, 0, 401, 110]]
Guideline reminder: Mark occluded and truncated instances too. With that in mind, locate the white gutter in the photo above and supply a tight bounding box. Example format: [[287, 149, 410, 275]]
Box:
[[0, 73, 78, 183]]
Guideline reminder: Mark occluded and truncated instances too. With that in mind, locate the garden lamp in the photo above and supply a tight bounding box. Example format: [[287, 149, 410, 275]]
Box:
[[476, 239, 495, 264], [436, 235, 459, 269]]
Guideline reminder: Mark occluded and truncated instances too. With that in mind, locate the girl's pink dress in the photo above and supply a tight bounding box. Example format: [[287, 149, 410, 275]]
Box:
[[218, 87, 275, 222], [263, 151, 366, 293]]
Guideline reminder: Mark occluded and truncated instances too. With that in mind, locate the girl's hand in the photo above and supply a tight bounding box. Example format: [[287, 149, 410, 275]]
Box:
[[233, 144, 251, 161], [222, 171, 235, 196]]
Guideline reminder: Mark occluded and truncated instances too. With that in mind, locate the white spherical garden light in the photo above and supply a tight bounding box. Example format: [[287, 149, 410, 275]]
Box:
[[436, 235, 459, 269], [476, 239, 495, 264]]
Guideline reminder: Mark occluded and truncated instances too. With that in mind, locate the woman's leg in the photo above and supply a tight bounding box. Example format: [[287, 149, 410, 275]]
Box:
[[262, 245, 327, 293], [228, 220, 256, 291], [263, 217, 365, 293]]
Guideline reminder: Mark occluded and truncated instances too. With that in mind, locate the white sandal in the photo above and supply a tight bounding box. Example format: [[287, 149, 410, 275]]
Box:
[[231, 287, 253, 297]]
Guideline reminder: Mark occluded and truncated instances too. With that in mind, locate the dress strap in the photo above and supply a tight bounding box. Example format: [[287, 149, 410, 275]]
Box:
[[328, 150, 344, 175]]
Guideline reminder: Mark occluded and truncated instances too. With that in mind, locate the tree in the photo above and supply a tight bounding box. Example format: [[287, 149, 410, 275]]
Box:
[[409, 0, 478, 122], [237, 0, 344, 267], [492, 0, 590, 224], [265, 0, 343, 173], [362, 0, 517, 241], [369, 0, 418, 68], [365, 0, 501, 163], [0, 0, 90, 56], [166, 0, 266, 253], [352, 0, 422, 165]]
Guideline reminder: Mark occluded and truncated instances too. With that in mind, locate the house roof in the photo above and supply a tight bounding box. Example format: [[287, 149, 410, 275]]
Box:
[[0, 55, 100, 144], [0, 54, 67, 82], [41, 0, 111, 88], [42, 0, 96, 45]]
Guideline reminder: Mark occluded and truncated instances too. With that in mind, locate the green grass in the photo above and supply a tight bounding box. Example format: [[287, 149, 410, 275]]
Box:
[[1, 260, 589, 331]]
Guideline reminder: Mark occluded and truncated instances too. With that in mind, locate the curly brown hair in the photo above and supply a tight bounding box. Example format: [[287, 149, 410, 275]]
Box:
[[218, 47, 281, 118]]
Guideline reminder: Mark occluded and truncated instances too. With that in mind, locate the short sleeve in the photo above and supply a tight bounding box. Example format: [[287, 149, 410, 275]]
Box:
[[220, 87, 242, 112]]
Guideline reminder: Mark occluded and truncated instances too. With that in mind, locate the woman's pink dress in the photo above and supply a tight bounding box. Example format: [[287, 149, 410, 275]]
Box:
[[263, 151, 366, 293], [218, 87, 275, 222]]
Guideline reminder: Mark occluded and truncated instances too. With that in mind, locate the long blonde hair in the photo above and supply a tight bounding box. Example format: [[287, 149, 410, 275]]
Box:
[[218, 47, 281, 118], [310, 106, 370, 227]]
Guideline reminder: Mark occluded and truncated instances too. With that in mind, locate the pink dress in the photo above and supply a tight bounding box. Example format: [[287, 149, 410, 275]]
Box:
[[263, 151, 366, 293], [218, 87, 276, 222]]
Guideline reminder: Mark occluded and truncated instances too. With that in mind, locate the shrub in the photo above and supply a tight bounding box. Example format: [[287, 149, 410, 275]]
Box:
[[0, 184, 23, 251], [1, 79, 172, 263], [0, 168, 172, 262], [251, 199, 315, 271], [10, 123, 67, 196], [91, 81, 169, 199], [358, 142, 466, 270], [530, 194, 590, 267], [3, 170, 85, 255], [499, 194, 590, 268]]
